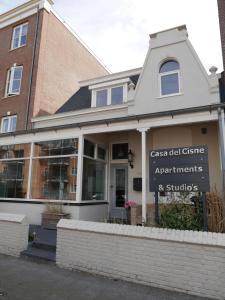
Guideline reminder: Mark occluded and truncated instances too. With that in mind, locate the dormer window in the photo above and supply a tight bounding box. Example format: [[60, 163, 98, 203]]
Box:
[[92, 85, 126, 108], [111, 86, 123, 105], [96, 89, 108, 107], [159, 60, 180, 96]]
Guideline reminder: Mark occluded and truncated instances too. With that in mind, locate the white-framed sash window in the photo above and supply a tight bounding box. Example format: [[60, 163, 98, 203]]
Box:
[[92, 85, 127, 108], [159, 60, 180, 97], [5, 65, 23, 96], [1, 115, 17, 133], [11, 23, 28, 49]]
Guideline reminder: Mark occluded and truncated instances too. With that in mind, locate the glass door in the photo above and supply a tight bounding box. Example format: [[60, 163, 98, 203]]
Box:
[[110, 164, 128, 219]]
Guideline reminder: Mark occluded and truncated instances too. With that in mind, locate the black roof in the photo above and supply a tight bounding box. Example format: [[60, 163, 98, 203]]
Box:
[[56, 74, 140, 114]]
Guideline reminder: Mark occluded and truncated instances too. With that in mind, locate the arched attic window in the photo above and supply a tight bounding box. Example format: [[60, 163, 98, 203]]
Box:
[[159, 60, 180, 96]]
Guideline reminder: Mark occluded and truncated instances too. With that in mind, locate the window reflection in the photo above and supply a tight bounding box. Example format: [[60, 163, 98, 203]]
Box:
[[0, 144, 30, 159], [0, 160, 29, 198], [34, 139, 78, 157], [82, 157, 105, 201], [32, 156, 78, 200]]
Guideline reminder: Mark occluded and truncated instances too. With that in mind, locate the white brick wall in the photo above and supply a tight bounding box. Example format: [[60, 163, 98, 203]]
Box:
[[57, 220, 225, 300], [0, 213, 29, 257]]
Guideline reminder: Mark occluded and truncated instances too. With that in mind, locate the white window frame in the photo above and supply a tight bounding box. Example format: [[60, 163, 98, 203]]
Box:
[[11, 23, 28, 50], [110, 141, 128, 163], [5, 65, 23, 97], [1, 115, 17, 133], [159, 61, 181, 98], [91, 84, 127, 108]]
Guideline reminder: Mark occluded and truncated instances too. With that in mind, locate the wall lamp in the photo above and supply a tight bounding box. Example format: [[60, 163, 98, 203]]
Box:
[[128, 149, 134, 168]]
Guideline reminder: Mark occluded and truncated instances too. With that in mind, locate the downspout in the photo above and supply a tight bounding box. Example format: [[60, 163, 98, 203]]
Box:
[[25, 8, 40, 130], [217, 108, 225, 224]]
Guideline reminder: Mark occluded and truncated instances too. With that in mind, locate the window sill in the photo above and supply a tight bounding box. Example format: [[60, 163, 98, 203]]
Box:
[[2, 94, 19, 100], [9, 44, 27, 52], [0, 131, 16, 135], [156, 92, 183, 100]]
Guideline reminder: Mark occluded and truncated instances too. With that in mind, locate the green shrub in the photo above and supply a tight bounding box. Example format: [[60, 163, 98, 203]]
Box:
[[159, 202, 203, 231]]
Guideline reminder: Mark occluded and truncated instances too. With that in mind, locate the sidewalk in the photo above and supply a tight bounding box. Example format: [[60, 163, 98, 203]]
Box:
[[0, 254, 213, 300]]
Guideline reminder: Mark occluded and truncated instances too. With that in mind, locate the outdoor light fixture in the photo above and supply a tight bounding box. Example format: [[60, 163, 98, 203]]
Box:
[[128, 149, 134, 168]]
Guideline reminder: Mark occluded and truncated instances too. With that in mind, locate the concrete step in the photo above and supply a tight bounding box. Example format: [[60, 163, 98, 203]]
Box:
[[21, 246, 56, 263], [32, 241, 56, 252]]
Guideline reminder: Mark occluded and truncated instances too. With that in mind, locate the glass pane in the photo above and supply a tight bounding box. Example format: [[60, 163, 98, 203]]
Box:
[[31, 157, 77, 200], [160, 60, 179, 73], [111, 86, 123, 105], [12, 27, 20, 48], [10, 116, 17, 132], [97, 146, 106, 160], [2, 119, 9, 133], [22, 24, 28, 35], [13, 37, 19, 49], [82, 157, 105, 201], [20, 24, 28, 46], [13, 67, 22, 79], [0, 144, 30, 159], [84, 140, 95, 157], [34, 139, 78, 157], [96, 89, 107, 107], [11, 67, 22, 94], [161, 73, 179, 95], [115, 168, 126, 207], [12, 79, 21, 93], [112, 143, 128, 160], [0, 160, 29, 198]]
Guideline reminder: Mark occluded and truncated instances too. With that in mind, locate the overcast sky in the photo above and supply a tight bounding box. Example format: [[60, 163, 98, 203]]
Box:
[[0, 0, 223, 73]]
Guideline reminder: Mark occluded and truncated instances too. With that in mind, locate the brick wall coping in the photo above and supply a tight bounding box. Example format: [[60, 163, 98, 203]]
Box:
[[57, 219, 225, 247], [0, 213, 27, 224]]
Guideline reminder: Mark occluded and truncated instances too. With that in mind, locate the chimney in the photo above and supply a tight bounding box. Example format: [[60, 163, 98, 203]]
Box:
[[218, 0, 225, 71]]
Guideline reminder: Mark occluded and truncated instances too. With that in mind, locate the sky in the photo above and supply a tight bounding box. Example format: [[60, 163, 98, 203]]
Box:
[[0, 0, 223, 73]]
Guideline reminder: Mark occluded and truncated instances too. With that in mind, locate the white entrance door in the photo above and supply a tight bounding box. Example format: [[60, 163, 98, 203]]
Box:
[[110, 164, 128, 219]]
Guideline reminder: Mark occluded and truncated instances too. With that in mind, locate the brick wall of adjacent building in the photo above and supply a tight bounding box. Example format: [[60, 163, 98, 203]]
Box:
[[0, 1, 109, 131], [29, 9, 108, 123], [218, 0, 225, 70], [0, 13, 39, 130], [0, 213, 28, 257], [57, 220, 225, 300]]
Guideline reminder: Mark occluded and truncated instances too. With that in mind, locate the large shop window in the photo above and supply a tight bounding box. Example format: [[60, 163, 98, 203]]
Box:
[[82, 139, 106, 201], [0, 144, 30, 198], [32, 139, 78, 200]]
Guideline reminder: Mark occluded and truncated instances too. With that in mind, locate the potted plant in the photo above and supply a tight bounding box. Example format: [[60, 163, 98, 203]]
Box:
[[124, 200, 137, 224], [41, 202, 70, 229]]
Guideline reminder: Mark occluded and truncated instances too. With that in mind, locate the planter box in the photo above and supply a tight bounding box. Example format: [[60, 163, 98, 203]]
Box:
[[42, 212, 70, 229]]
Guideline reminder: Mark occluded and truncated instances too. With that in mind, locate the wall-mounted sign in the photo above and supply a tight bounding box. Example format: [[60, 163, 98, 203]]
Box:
[[149, 145, 209, 192]]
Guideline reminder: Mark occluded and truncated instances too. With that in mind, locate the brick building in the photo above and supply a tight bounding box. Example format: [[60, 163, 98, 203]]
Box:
[[218, 0, 225, 70], [0, 0, 108, 133]]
